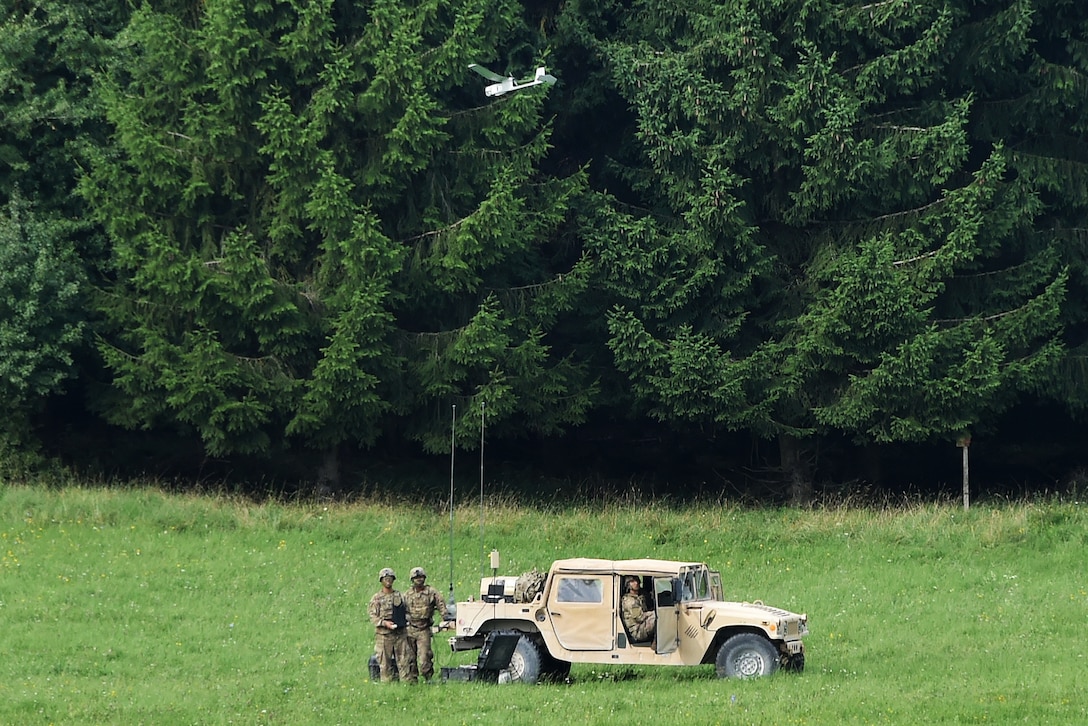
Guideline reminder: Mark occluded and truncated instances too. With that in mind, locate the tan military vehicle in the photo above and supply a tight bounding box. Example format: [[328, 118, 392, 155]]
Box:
[[449, 557, 807, 683]]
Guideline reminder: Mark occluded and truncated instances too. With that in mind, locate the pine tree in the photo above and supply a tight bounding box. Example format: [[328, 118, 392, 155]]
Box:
[[80, 0, 593, 473], [1, 0, 127, 213], [0, 195, 87, 451], [949, 0, 1088, 414], [0, 0, 125, 461], [562, 0, 1074, 498]]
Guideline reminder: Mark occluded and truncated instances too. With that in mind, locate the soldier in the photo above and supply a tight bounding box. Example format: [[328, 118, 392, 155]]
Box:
[[621, 575, 656, 643], [403, 566, 449, 682], [368, 567, 411, 683]]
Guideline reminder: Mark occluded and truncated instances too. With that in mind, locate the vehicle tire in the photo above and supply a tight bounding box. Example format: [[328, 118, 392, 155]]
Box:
[[714, 633, 780, 679], [504, 634, 543, 684]]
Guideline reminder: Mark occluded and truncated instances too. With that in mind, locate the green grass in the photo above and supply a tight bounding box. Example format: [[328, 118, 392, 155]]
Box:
[[1, 482, 1086, 724]]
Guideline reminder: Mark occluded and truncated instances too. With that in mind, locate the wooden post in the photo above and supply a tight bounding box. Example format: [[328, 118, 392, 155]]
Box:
[[962, 445, 969, 510], [957, 435, 971, 510]]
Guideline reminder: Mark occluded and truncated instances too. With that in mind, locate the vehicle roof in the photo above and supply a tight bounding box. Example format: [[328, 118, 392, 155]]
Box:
[[550, 558, 705, 576]]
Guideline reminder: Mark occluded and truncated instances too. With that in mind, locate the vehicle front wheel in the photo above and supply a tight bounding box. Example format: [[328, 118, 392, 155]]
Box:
[[715, 634, 780, 679], [504, 635, 543, 684]]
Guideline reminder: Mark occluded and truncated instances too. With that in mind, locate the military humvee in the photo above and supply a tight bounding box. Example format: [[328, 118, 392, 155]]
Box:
[[449, 557, 807, 683]]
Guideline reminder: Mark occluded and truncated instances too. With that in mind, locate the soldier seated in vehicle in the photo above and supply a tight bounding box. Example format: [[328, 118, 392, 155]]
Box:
[[621, 575, 656, 643]]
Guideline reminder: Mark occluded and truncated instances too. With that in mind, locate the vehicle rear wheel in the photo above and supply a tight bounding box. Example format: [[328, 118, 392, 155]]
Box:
[[715, 633, 780, 679], [504, 634, 543, 684]]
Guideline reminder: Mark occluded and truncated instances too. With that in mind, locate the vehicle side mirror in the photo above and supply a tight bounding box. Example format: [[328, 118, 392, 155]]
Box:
[[671, 578, 682, 604]]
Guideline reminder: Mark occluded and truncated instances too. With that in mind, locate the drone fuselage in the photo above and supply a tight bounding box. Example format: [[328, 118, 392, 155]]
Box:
[[474, 65, 556, 97], [484, 80, 515, 97]]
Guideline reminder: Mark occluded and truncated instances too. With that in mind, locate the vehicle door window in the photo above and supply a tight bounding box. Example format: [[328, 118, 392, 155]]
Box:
[[556, 577, 603, 603], [654, 578, 673, 607]]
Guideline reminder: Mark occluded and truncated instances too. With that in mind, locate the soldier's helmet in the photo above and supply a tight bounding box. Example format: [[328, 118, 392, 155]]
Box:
[[410, 567, 426, 579], [379, 567, 396, 581], [626, 576, 640, 589]]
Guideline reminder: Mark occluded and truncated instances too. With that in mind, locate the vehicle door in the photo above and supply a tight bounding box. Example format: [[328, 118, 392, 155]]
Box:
[[548, 574, 615, 650], [676, 565, 712, 661], [652, 576, 679, 654]]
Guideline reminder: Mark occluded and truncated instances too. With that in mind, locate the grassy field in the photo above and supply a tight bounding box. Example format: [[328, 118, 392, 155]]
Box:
[[1, 481, 1085, 725]]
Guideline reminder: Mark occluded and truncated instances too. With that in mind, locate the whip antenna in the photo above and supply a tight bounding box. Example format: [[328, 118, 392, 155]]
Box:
[[479, 401, 486, 575], [448, 404, 457, 616]]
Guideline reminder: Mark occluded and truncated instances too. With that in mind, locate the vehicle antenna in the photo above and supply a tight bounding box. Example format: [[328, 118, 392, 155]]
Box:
[[479, 400, 486, 575], [448, 404, 457, 616]]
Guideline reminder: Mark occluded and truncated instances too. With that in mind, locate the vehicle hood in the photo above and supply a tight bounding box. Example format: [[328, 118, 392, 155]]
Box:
[[697, 600, 807, 636], [714, 600, 803, 619]]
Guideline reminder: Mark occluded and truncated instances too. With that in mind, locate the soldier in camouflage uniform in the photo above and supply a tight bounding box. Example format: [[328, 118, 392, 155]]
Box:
[[368, 567, 411, 682], [621, 575, 656, 642], [403, 566, 449, 682]]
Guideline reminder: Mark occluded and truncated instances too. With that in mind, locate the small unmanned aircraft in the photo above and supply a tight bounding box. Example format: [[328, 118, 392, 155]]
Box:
[[468, 63, 557, 97]]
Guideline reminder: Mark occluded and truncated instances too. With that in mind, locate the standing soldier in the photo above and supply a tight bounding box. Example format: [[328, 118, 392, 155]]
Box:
[[403, 566, 449, 683], [368, 567, 410, 683]]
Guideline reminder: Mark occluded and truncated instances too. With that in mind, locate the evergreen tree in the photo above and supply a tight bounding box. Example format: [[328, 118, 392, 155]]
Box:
[[561, 0, 1073, 498], [949, 0, 1088, 415], [80, 0, 593, 475], [0, 0, 125, 462], [0, 195, 87, 453], [1, 0, 127, 213]]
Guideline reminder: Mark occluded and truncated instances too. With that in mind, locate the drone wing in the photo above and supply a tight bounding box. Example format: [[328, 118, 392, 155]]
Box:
[[469, 64, 506, 83]]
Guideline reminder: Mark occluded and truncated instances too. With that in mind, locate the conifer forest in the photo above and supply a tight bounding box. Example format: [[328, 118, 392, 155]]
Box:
[[3, 0, 1088, 500]]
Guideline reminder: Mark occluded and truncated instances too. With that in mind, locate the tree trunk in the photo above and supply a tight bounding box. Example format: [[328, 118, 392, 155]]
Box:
[[779, 434, 813, 506], [316, 445, 341, 493]]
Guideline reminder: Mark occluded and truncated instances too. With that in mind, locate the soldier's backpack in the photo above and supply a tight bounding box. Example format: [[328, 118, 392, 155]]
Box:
[[513, 568, 546, 603]]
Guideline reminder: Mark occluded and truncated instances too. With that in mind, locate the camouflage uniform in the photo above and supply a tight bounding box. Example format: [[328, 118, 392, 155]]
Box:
[[404, 582, 448, 682], [368, 587, 411, 682], [621, 590, 656, 641]]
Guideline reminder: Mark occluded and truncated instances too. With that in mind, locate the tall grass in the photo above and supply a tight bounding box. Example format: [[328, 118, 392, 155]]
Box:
[[1, 482, 1085, 724]]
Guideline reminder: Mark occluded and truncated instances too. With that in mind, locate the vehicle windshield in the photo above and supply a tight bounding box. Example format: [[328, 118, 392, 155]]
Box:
[[679, 566, 712, 602], [709, 570, 723, 601]]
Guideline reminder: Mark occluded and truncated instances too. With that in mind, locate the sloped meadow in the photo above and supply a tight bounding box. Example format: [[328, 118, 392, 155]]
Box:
[[1, 483, 1085, 724]]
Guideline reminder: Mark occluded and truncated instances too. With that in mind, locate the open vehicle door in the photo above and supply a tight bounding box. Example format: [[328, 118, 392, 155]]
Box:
[[653, 577, 679, 654]]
